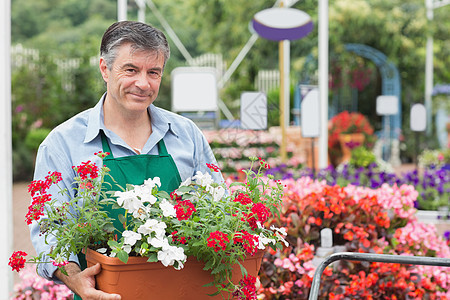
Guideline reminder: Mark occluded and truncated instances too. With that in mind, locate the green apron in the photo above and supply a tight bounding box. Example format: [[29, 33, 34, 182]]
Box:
[[74, 132, 182, 299]]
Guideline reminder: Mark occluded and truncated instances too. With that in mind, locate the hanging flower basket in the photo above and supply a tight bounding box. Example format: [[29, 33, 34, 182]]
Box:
[[85, 247, 265, 300], [338, 133, 365, 164]]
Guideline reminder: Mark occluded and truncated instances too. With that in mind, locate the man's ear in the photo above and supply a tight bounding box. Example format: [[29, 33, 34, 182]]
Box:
[[99, 57, 109, 82]]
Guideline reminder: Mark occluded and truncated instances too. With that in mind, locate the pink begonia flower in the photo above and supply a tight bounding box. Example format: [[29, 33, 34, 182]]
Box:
[[12, 265, 72, 299], [344, 183, 417, 219], [295, 279, 304, 288]]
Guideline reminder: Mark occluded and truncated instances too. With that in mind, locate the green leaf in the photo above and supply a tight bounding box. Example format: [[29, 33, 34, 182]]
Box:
[[59, 266, 68, 276], [107, 240, 120, 248], [237, 261, 248, 277], [157, 191, 170, 199], [203, 256, 215, 270], [118, 214, 126, 224], [176, 186, 192, 193], [117, 250, 129, 264], [147, 252, 158, 262]]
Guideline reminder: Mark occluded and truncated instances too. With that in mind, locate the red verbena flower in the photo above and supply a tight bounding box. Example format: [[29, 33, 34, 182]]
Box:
[[45, 171, 62, 186], [233, 274, 257, 300], [233, 230, 259, 255], [25, 202, 45, 225], [206, 163, 220, 172], [249, 202, 271, 225], [258, 157, 270, 169], [233, 193, 253, 205], [207, 231, 230, 252], [174, 200, 196, 221], [9, 251, 27, 272], [27, 179, 51, 197], [170, 191, 182, 201], [73, 160, 99, 180], [52, 259, 69, 268], [94, 151, 110, 159], [25, 194, 52, 225], [171, 230, 188, 245]]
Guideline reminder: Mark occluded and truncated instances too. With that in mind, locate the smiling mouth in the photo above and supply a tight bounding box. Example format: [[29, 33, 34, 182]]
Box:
[[129, 92, 150, 99]]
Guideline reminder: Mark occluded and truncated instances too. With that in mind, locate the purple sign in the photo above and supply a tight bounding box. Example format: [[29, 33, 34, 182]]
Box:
[[252, 7, 313, 41]]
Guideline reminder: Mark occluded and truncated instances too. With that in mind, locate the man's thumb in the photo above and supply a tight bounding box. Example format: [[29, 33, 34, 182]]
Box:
[[85, 263, 102, 276]]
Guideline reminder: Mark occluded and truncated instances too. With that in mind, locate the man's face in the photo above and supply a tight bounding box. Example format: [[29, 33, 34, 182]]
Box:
[[100, 43, 165, 114]]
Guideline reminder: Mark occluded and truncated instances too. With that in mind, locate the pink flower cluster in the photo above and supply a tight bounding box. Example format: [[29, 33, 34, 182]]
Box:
[[258, 178, 450, 299], [11, 265, 72, 300], [344, 183, 417, 219]]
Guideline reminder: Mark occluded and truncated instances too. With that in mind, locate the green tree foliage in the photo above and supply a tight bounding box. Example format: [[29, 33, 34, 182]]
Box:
[[10, 0, 450, 180]]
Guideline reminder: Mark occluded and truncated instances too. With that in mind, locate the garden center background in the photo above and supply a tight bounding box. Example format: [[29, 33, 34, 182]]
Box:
[[1, 0, 449, 299]]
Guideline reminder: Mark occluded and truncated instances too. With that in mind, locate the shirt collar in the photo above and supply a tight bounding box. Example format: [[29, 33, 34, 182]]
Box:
[[84, 94, 107, 143], [149, 104, 179, 138]]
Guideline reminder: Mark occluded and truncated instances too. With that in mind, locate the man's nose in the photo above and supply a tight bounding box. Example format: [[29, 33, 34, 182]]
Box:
[[135, 72, 151, 90]]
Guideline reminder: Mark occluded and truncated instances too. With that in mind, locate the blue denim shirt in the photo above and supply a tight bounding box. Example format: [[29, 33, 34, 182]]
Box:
[[30, 94, 223, 282]]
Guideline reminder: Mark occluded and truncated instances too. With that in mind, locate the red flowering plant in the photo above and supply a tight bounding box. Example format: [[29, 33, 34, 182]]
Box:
[[9, 151, 115, 275], [99, 156, 286, 299], [257, 177, 450, 299], [328, 111, 375, 164]]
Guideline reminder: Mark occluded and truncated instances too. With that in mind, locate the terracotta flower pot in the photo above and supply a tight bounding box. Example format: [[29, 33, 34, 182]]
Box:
[[338, 133, 365, 164], [85, 248, 264, 300]]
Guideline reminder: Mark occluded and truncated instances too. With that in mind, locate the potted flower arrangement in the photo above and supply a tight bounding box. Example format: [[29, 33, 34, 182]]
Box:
[[9, 153, 287, 299], [328, 111, 375, 165]]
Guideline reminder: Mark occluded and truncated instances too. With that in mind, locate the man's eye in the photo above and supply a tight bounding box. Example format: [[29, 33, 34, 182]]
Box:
[[126, 69, 136, 73], [149, 71, 161, 79]]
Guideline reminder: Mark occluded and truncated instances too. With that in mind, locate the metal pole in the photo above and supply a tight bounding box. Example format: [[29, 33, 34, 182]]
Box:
[[279, 39, 287, 163], [1, 0, 13, 297], [425, 0, 433, 135], [308, 252, 450, 300], [278, 0, 288, 163], [218, 34, 259, 88], [318, 0, 329, 168], [311, 138, 316, 178], [135, 0, 146, 23], [146, 0, 193, 64], [118, 0, 127, 21]]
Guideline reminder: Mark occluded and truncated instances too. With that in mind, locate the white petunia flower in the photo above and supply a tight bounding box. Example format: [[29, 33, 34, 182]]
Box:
[[257, 233, 276, 250], [270, 225, 289, 247], [115, 190, 142, 214], [270, 225, 287, 236], [160, 199, 176, 217], [96, 248, 107, 254], [123, 230, 141, 246], [144, 177, 161, 189], [137, 219, 167, 238], [180, 177, 191, 187], [132, 205, 151, 220], [206, 185, 225, 202], [192, 171, 213, 187], [148, 236, 165, 248], [133, 185, 157, 205], [157, 238, 187, 269], [123, 244, 132, 254]]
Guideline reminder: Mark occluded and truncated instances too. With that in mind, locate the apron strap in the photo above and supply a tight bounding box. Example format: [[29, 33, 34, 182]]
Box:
[[100, 130, 169, 157], [100, 131, 114, 158], [157, 138, 169, 157]]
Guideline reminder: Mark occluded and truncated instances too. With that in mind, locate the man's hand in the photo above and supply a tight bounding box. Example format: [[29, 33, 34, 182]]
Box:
[[56, 262, 121, 300]]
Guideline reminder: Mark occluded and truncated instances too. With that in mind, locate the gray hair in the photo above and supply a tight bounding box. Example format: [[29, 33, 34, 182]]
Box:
[[100, 21, 170, 69]]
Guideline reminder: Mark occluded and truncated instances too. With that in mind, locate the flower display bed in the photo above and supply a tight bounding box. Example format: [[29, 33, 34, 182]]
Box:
[[256, 177, 450, 299]]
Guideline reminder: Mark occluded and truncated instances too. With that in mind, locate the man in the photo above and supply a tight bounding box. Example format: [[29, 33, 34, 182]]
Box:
[[30, 21, 223, 300]]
